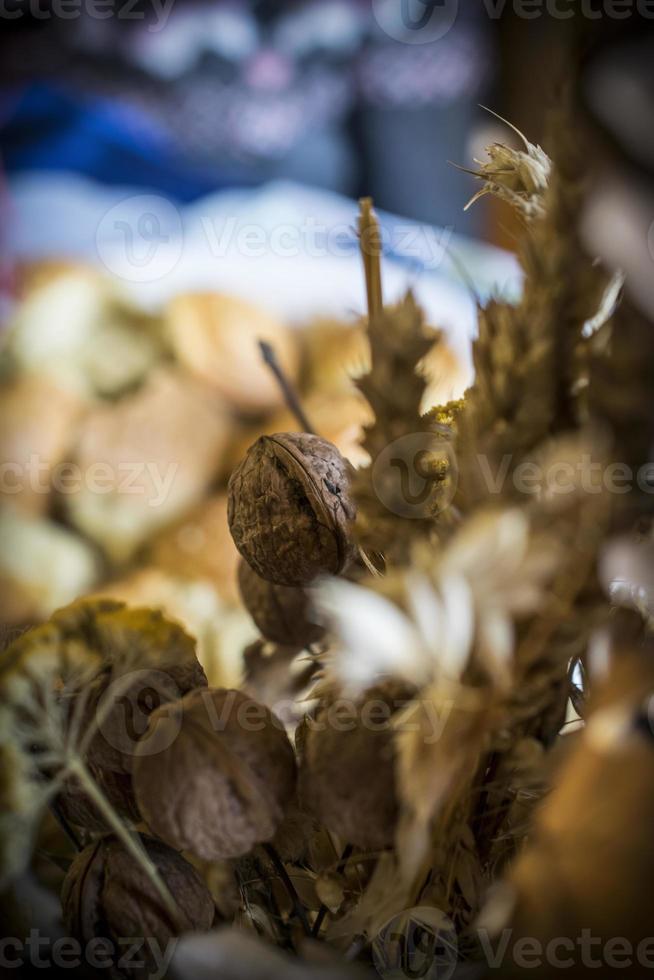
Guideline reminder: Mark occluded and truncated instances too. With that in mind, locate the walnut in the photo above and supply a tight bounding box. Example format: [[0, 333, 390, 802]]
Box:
[[61, 834, 215, 979], [62, 599, 208, 775], [227, 433, 356, 587], [57, 765, 140, 831], [132, 688, 297, 860], [238, 559, 324, 647], [299, 684, 412, 850]]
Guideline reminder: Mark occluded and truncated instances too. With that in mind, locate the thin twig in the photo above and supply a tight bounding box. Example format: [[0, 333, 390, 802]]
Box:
[[68, 758, 184, 928], [311, 842, 354, 938], [358, 197, 383, 322], [262, 842, 312, 938], [259, 340, 314, 433], [49, 799, 82, 852]]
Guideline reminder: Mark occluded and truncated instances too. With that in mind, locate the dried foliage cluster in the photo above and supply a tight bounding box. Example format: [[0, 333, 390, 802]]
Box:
[[2, 113, 654, 979]]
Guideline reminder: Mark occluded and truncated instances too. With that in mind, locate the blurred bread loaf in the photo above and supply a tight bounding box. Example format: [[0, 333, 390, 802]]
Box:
[[166, 292, 299, 415]]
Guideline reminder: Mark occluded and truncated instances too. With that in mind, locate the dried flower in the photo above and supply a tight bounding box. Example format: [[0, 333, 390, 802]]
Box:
[[238, 559, 324, 647], [61, 834, 215, 978], [132, 688, 297, 860], [462, 109, 551, 219], [228, 433, 356, 587]]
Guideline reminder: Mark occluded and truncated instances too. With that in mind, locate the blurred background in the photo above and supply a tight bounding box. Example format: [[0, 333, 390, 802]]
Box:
[[0, 2, 653, 687]]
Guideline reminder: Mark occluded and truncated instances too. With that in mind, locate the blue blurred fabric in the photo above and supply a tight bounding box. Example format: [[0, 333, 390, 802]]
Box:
[[2, 83, 252, 201]]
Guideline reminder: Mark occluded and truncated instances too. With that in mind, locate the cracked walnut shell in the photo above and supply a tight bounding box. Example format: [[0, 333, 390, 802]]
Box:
[[61, 834, 214, 979], [227, 433, 356, 587]]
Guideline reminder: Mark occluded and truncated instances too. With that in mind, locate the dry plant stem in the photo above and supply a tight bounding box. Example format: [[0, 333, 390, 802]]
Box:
[[311, 842, 354, 937], [252, 853, 295, 952], [358, 198, 383, 321], [50, 799, 83, 852], [262, 842, 312, 937], [258, 340, 314, 433], [66, 758, 183, 928]]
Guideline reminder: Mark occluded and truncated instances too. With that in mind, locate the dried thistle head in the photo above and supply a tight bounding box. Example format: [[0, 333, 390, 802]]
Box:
[[238, 558, 324, 648], [132, 688, 297, 860], [228, 433, 356, 587], [61, 834, 215, 978]]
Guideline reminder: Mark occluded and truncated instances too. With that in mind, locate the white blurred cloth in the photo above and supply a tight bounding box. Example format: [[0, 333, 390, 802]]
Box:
[[5, 173, 520, 361]]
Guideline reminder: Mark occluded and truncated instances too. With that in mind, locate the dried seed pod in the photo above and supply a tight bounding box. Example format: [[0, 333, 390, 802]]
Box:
[[299, 684, 411, 850], [61, 833, 214, 980], [57, 765, 140, 832], [238, 559, 324, 647], [61, 599, 208, 775], [133, 688, 297, 860], [227, 433, 356, 587]]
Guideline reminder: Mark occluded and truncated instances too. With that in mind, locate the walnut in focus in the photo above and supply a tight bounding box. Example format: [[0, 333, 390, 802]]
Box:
[[66, 369, 229, 562], [0, 374, 83, 516], [133, 687, 297, 859], [224, 391, 374, 476], [61, 834, 215, 979], [238, 559, 324, 648], [166, 292, 299, 415], [228, 433, 356, 587]]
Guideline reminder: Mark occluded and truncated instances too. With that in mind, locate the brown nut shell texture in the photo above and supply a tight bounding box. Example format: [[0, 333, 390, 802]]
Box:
[[62, 833, 214, 980], [57, 765, 140, 831], [228, 433, 356, 587], [133, 688, 297, 860], [237, 558, 324, 647]]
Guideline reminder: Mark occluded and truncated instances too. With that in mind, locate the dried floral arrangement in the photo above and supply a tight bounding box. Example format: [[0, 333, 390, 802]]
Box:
[[1, 108, 654, 980]]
